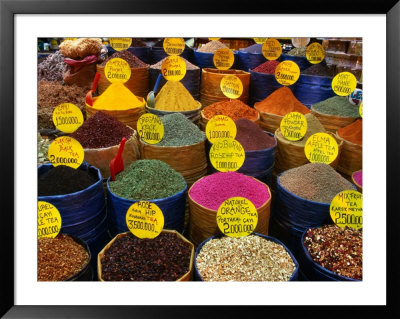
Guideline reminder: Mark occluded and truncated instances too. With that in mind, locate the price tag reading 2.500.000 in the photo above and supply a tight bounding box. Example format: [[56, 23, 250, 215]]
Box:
[[126, 201, 165, 239], [47, 136, 84, 169], [216, 197, 258, 237], [330, 190, 362, 230]]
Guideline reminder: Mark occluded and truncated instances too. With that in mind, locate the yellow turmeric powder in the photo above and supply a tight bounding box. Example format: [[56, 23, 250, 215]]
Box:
[[154, 81, 199, 111], [92, 83, 144, 111]]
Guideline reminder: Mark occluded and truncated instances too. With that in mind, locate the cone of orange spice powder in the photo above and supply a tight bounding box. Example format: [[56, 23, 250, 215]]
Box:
[[254, 87, 310, 133]]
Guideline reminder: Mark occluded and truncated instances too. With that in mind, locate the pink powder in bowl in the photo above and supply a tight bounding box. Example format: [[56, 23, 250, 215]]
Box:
[[353, 170, 362, 187], [189, 172, 270, 210]]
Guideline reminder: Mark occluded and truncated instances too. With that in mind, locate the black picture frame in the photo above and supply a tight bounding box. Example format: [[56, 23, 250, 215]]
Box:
[[1, 0, 399, 317]]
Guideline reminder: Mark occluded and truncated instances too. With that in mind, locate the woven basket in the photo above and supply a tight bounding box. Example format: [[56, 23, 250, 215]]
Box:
[[335, 133, 362, 176], [253, 108, 283, 134], [274, 130, 343, 175], [188, 177, 272, 247], [145, 101, 202, 124], [97, 230, 194, 281], [85, 97, 145, 131], [311, 106, 357, 133], [82, 128, 140, 178], [199, 109, 260, 131], [200, 68, 250, 107], [96, 64, 150, 99], [352, 170, 362, 193]]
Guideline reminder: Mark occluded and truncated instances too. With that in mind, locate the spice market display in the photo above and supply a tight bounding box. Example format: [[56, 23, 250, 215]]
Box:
[[37, 37, 363, 281]]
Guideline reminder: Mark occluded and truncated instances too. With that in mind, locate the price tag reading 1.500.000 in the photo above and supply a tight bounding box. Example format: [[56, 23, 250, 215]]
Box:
[[52, 103, 84, 133], [217, 197, 258, 238], [38, 201, 62, 239], [332, 72, 357, 97], [126, 201, 165, 239], [209, 138, 245, 172], [137, 113, 164, 144], [304, 132, 339, 165], [206, 115, 237, 144], [280, 112, 307, 141], [330, 190, 362, 230], [48, 136, 84, 169]]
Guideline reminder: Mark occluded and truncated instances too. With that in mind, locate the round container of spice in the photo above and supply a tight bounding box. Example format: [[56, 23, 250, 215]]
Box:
[[194, 233, 299, 281], [96, 51, 150, 98], [106, 160, 188, 236], [200, 99, 259, 131], [150, 39, 193, 64], [274, 113, 343, 175], [297, 225, 362, 281], [310, 96, 360, 133], [188, 172, 272, 247], [97, 230, 194, 281], [352, 170, 362, 193], [254, 87, 310, 134], [271, 163, 356, 256], [237, 44, 266, 72], [38, 233, 92, 281], [146, 80, 202, 123], [200, 68, 250, 107], [193, 40, 234, 69], [149, 56, 201, 101], [249, 61, 284, 107], [70, 111, 140, 178]]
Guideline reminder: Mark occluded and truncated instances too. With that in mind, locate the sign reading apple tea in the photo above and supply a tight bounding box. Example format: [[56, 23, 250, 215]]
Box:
[[38, 201, 62, 239]]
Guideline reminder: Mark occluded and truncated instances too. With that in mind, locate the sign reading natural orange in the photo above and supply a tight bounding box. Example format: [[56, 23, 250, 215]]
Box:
[[163, 38, 185, 56], [126, 201, 164, 239], [280, 112, 307, 141], [209, 138, 245, 172], [220, 75, 243, 99], [109, 38, 132, 51], [330, 190, 362, 230], [262, 38, 282, 60], [52, 103, 84, 133], [213, 48, 234, 70], [306, 42, 325, 64], [137, 113, 164, 144], [332, 72, 357, 96], [216, 197, 258, 237], [275, 61, 300, 86], [48, 136, 84, 169], [104, 58, 131, 84], [161, 56, 187, 81], [38, 201, 62, 239], [304, 132, 339, 165], [206, 115, 237, 143]]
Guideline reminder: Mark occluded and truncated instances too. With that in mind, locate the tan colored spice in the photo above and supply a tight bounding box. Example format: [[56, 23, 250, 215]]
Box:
[[38, 234, 90, 281], [196, 235, 296, 281]]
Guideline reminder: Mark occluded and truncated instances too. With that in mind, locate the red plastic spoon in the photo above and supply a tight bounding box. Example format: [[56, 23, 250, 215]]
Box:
[[85, 72, 101, 106], [110, 137, 127, 181]]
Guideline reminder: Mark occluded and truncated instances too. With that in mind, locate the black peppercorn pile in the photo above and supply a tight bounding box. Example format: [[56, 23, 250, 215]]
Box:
[[101, 232, 191, 281], [304, 225, 362, 280]]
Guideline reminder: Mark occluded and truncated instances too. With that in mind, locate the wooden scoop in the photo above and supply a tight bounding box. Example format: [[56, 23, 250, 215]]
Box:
[[110, 137, 127, 181]]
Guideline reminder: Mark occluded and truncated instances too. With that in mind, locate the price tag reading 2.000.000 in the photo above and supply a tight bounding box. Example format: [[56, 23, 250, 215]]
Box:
[[104, 58, 131, 84], [38, 201, 62, 239], [137, 114, 164, 144], [47, 136, 84, 169], [161, 56, 187, 82], [216, 197, 258, 237], [126, 201, 165, 239]]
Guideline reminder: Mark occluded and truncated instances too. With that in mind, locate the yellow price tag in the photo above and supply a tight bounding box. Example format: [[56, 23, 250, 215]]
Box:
[[280, 112, 307, 141], [109, 38, 132, 51], [304, 132, 339, 165], [63, 37, 77, 42], [161, 56, 187, 81], [52, 103, 84, 134], [213, 48, 234, 70], [208, 38, 221, 41], [254, 37, 268, 44], [275, 61, 300, 86], [216, 197, 258, 238], [126, 201, 164, 239], [104, 58, 131, 84], [209, 138, 245, 172], [206, 115, 237, 143], [332, 72, 357, 96], [262, 38, 282, 61], [137, 114, 164, 144], [330, 190, 362, 230], [306, 42, 325, 64], [220, 75, 243, 99], [163, 38, 185, 56], [48, 136, 84, 169], [38, 201, 62, 239], [359, 102, 363, 118]]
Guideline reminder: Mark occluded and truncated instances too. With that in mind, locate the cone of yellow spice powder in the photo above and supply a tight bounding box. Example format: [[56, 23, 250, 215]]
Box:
[[86, 82, 146, 130], [154, 81, 201, 112]]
